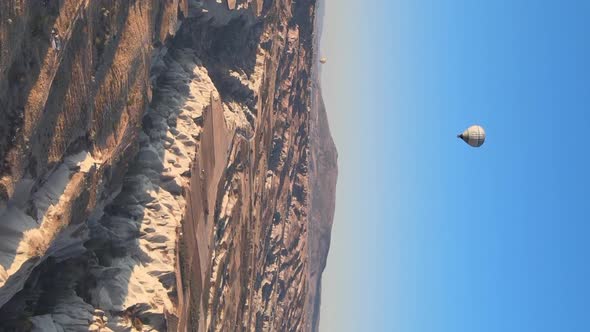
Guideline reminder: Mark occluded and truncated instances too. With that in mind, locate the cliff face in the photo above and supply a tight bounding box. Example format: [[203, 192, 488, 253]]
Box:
[[0, 0, 187, 310], [0, 0, 337, 331]]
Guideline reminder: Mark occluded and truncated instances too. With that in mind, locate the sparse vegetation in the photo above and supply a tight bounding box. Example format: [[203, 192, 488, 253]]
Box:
[[24, 229, 49, 258], [24, 211, 67, 258], [131, 317, 143, 331], [118, 304, 146, 331], [94, 34, 107, 61], [0, 181, 8, 201]]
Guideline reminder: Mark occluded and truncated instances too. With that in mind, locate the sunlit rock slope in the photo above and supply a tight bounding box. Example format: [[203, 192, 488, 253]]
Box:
[[0, 0, 336, 331]]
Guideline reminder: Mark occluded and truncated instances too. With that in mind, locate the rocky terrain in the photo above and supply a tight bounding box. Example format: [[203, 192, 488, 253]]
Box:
[[0, 0, 336, 331]]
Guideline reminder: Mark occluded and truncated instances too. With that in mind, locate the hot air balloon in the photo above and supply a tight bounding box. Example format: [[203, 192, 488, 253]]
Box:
[[320, 57, 327, 64], [458, 125, 485, 147]]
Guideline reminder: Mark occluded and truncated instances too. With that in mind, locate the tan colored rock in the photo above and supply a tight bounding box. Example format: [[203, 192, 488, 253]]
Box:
[[0, 2, 337, 332]]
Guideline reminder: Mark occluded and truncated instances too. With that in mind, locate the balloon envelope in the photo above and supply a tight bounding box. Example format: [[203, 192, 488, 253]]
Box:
[[458, 125, 485, 147]]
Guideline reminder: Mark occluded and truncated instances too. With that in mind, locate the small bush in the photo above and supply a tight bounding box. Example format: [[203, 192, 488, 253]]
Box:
[[24, 229, 49, 258], [132, 317, 143, 331]]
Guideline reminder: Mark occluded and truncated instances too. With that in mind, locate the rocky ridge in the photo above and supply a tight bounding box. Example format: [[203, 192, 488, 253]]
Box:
[[0, 0, 337, 331]]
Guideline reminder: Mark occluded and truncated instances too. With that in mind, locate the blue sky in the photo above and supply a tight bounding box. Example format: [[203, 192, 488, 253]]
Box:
[[319, 0, 590, 331]]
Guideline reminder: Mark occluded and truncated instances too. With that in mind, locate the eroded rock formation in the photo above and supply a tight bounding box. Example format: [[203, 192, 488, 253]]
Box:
[[0, 0, 337, 331]]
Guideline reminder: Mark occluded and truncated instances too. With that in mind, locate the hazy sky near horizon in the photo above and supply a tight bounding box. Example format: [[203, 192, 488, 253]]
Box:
[[319, 1, 590, 331]]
